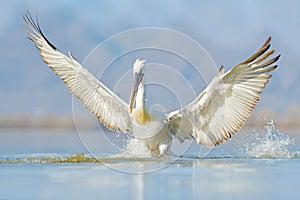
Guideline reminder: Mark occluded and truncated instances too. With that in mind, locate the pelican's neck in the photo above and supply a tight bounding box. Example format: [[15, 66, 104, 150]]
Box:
[[136, 82, 146, 110], [134, 82, 151, 125]]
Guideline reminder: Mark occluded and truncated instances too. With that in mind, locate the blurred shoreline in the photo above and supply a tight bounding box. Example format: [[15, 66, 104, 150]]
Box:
[[0, 111, 299, 132], [0, 115, 95, 131]]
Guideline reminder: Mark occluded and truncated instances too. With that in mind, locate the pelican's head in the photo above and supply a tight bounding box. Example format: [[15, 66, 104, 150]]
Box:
[[129, 59, 145, 113]]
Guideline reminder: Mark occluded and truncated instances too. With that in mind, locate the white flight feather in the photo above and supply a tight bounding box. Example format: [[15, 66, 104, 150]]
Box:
[[23, 13, 132, 133], [167, 37, 280, 147]]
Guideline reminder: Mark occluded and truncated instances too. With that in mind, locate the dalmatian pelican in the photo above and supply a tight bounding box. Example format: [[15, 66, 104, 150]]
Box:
[[23, 12, 280, 157]]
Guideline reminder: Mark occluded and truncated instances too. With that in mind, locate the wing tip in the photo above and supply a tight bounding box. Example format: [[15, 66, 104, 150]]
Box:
[[261, 36, 272, 51], [274, 54, 281, 62], [218, 65, 225, 75], [23, 11, 57, 50], [265, 36, 272, 46], [219, 65, 224, 72], [239, 36, 275, 65]]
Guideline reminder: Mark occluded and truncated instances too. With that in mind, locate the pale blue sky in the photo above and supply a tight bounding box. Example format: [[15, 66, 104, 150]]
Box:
[[0, 0, 299, 119]]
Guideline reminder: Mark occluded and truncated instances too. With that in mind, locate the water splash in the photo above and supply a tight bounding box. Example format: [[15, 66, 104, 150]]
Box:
[[245, 120, 296, 158], [123, 138, 153, 158]]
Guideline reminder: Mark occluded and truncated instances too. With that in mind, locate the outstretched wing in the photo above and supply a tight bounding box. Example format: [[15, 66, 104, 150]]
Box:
[[23, 12, 132, 133], [167, 37, 280, 147]]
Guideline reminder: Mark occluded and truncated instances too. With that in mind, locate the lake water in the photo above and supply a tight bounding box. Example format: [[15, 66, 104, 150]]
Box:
[[0, 122, 300, 200]]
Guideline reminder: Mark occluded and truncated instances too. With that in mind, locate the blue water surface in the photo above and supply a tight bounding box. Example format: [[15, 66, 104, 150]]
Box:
[[0, 126, 299, 200]]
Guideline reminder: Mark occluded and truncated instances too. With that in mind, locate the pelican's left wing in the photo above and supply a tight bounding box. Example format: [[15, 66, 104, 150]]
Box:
[[167, 37, 279, 147], [23, 12, 132, 133]]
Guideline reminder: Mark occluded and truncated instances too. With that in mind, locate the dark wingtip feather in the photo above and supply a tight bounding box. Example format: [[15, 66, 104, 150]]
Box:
[[219, 65, 224, 72], [239, 37, 273, 65], [23, 11, 57, 50], [260, 54, 281, 68], [264, 36, 272, 46]]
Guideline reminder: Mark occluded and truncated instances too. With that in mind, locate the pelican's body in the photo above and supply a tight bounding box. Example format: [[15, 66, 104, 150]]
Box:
[[130, 116, 172, 156], [128, 61, 173, 156], [24, 12, 280, 157]]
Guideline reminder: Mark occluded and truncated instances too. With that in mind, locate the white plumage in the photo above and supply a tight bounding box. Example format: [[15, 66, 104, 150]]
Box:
[[24, 13, 132, 133], [24, 12, 280, 156], [168, 39, 279, 147]]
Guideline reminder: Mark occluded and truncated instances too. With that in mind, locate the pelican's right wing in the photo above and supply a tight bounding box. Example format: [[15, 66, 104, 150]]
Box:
[[167, 37, 279, 147], [23, 12, 132, 133]]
